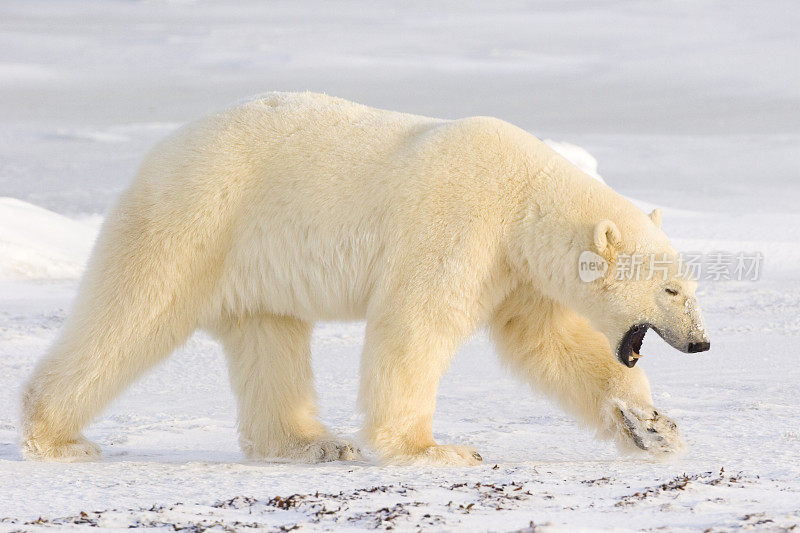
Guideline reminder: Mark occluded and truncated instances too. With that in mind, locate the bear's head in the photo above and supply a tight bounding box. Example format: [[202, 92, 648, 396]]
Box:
[[575, 209, 710, 368]]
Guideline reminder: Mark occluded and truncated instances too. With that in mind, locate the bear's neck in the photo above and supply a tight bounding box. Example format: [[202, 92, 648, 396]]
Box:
[[505, 144, 621, 305]]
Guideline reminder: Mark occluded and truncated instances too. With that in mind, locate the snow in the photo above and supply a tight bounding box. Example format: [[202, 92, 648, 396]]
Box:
[[0, 198, 98, 280], [1, 0, 799, 531], [543, 140, 605, 184]]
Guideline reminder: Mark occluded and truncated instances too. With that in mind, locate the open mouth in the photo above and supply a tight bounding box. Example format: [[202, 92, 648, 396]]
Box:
[[617, 324, 650, 368]]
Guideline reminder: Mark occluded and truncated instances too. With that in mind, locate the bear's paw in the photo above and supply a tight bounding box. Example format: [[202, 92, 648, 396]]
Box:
[[22, 434, 101, 462], [294, 439, 363, 463], [612, 400, 686, 457], [387, 444, 483, 466]]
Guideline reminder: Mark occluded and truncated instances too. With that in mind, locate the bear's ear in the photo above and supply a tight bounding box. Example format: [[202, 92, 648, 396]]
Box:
[[649, 208, 662, 229], [593, 219, 622, 261]]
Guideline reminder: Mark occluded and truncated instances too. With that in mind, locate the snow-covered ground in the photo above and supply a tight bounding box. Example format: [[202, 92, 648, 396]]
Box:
[[1, 1, 799, 531]]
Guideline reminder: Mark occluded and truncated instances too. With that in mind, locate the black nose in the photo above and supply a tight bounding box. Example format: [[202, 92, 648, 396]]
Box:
[[687, 341, 710, 353]]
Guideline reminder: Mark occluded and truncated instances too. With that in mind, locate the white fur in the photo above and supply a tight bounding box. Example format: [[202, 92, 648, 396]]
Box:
[[21, 92, 701, 465]]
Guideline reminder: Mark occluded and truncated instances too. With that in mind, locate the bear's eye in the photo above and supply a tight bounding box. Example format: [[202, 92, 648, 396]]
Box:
[[665, 288, 679, 296]]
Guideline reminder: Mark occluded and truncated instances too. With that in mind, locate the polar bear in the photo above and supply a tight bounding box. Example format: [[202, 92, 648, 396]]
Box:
[[21, 92, 710, 465]]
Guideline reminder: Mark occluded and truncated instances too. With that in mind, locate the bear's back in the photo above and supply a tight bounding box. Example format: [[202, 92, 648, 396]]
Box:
[[234, 91, 441, 143]]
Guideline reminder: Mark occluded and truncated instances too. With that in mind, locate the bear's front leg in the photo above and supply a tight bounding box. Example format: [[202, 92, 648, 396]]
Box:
[[491, 287, 685, 457], [358, 318, 482, 466], [591, 364, 685, 457]]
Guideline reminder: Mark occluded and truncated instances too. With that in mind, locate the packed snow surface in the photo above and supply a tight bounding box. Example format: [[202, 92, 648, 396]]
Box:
[[1, 1, 799, 531]]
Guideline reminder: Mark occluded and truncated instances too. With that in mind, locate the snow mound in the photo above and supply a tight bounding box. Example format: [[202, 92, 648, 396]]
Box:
[[0, 198, 99, 280], [544, 139, 605, 183]]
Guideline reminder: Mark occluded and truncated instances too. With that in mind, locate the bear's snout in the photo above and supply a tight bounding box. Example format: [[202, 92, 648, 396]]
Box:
[[687, 341, 710, 353]]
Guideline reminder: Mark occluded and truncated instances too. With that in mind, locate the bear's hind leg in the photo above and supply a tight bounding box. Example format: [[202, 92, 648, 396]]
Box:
[[490, 286, 684, 457], [23, 316, 192, 462], [21, 188, 227, 461], [214, 314, 360, 463], [22, 265, 198, 462]]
